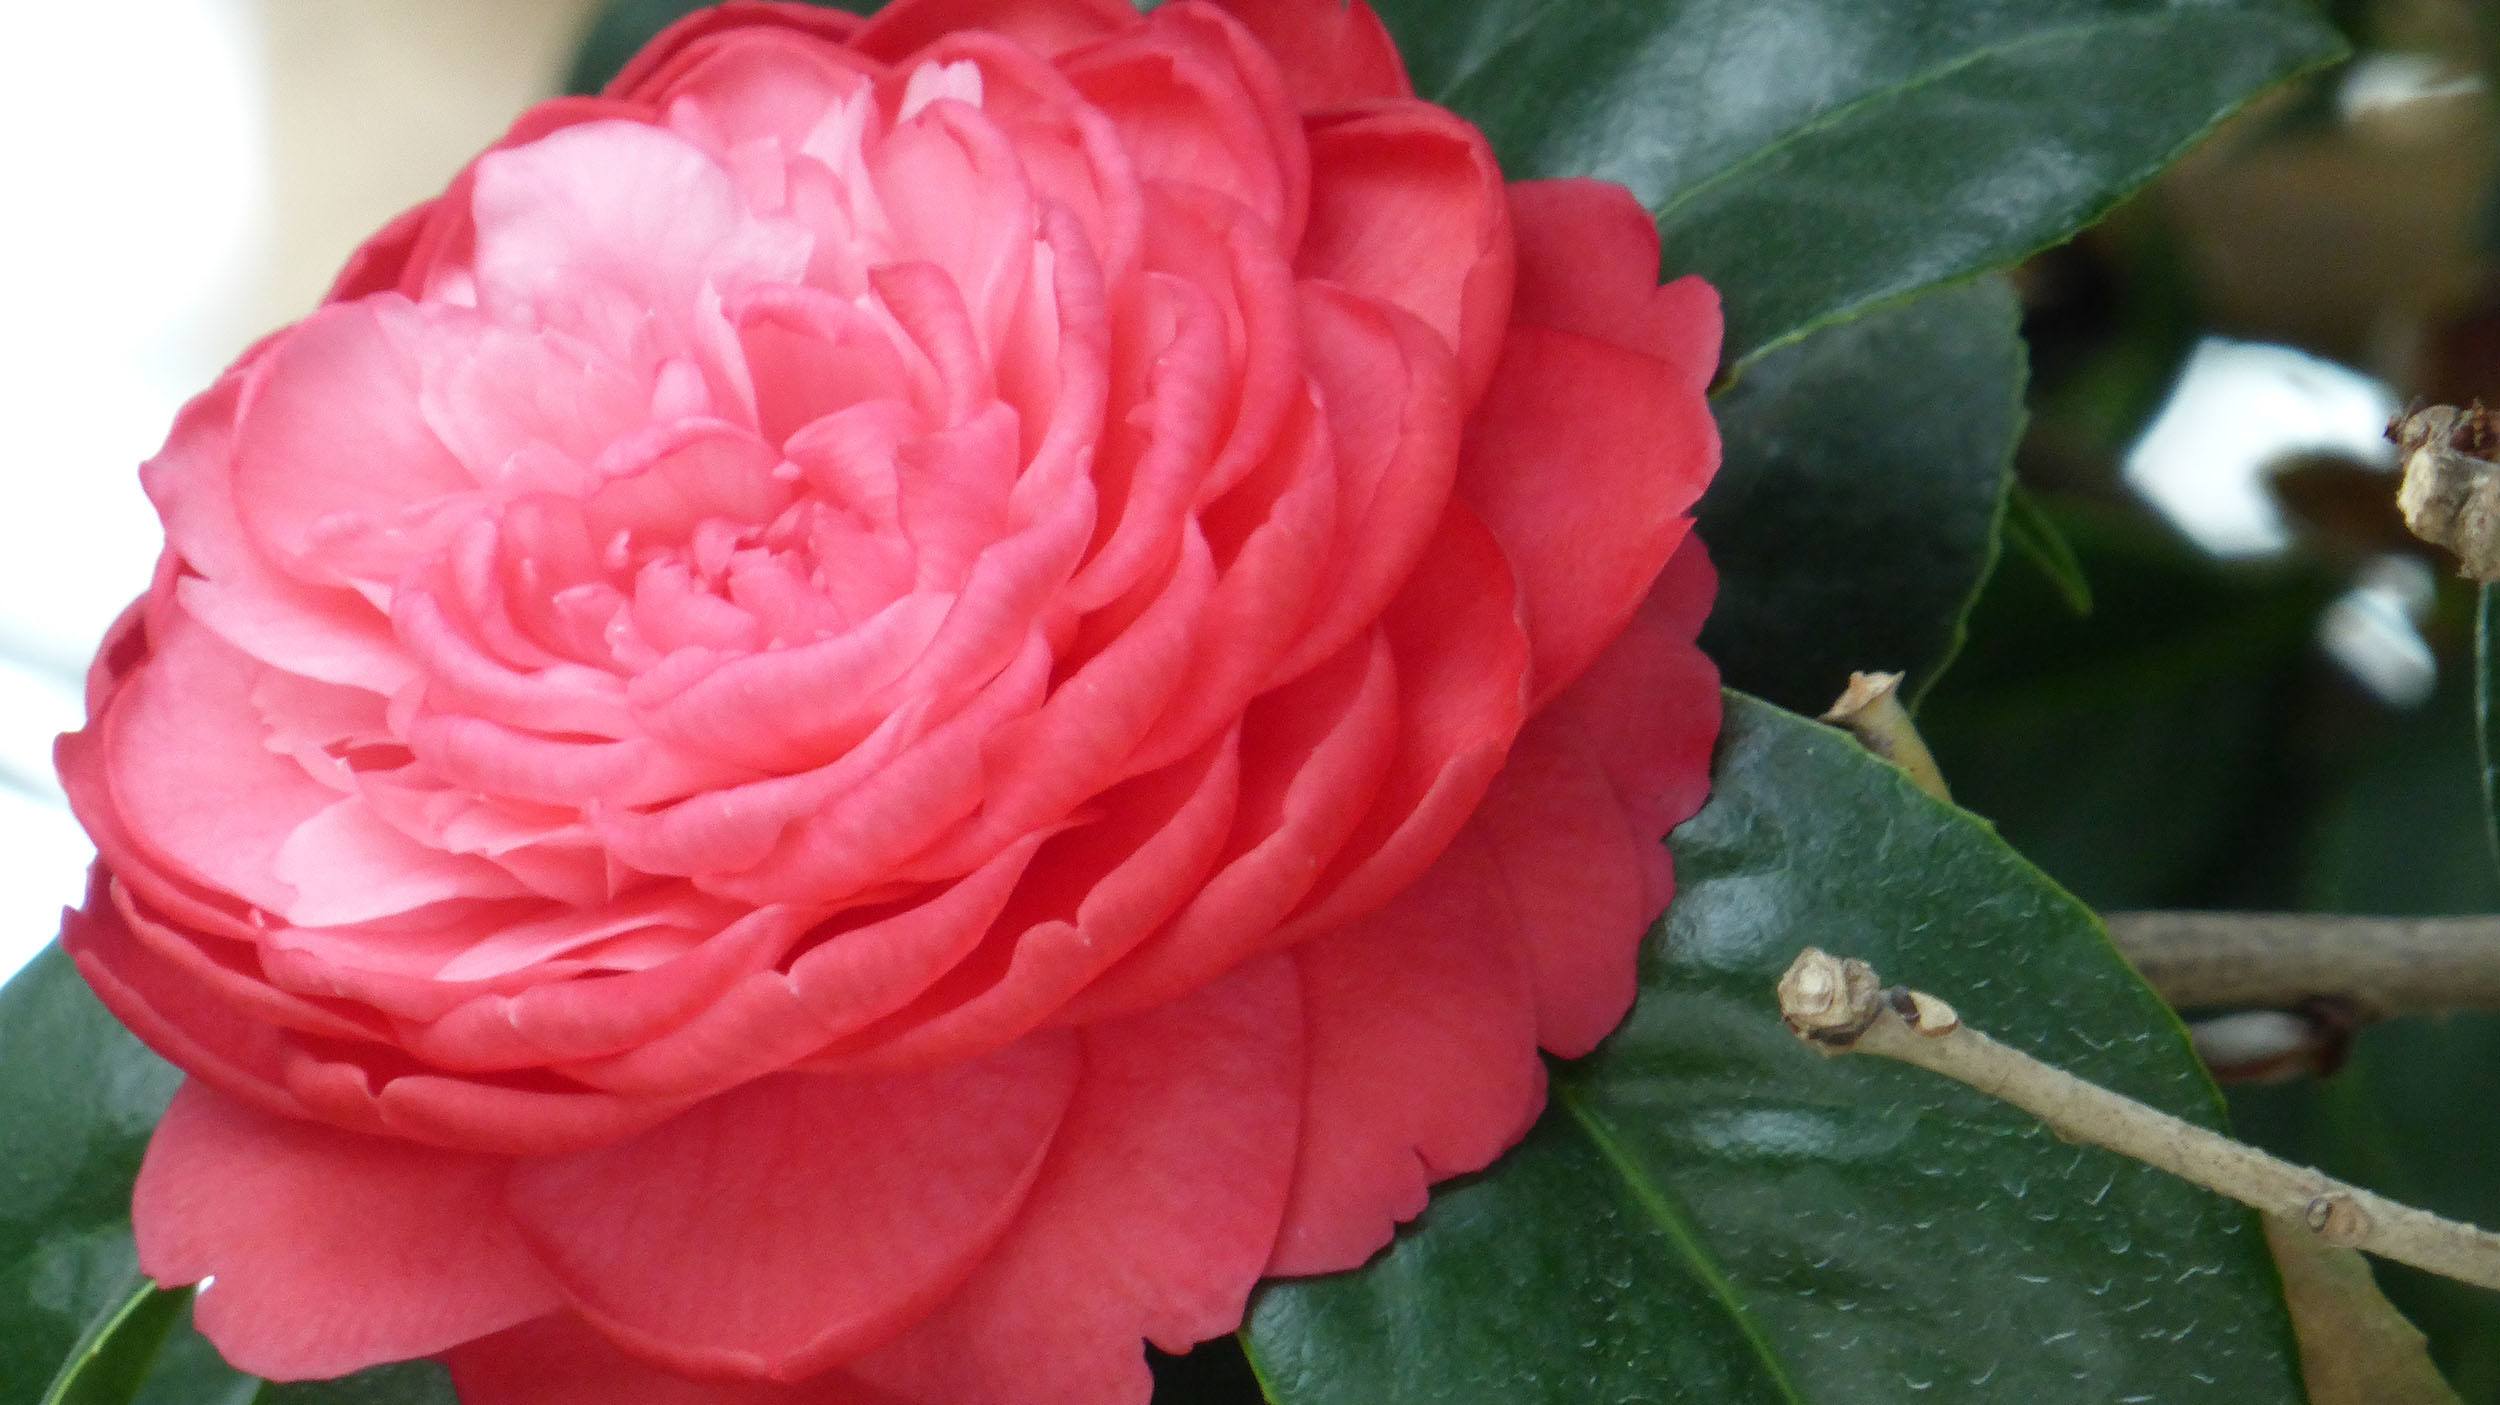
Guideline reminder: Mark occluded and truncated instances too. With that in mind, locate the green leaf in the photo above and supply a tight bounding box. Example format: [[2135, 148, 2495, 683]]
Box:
[[1698, 278, 2024, 713], [0, 947, 184, 1403], [2003, 484, 2094, 616], [2476, 583, 2500, 876], [1920, 505, 2341, 910], [40, 1282, 190, 1405], [1244, 692, 2306, 1405], [253, 1362, 460, 1404], [1372, 0, 2342, 365], [566, 0, 875, 93]]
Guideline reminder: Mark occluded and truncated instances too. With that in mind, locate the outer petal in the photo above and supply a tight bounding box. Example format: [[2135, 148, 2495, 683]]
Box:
[[1457, 323, 1717, 706], [503, 1036, 1080, 1380], [466, 121, 807, 364], [1506, 179, 1720, 386], [326, 98, 650, 303], [848, 956, 1302, 1405], [96, 612, 336, 917], [135, 1083, 560, 1380], [1211, 0, 1411, 110], [227, 301, 476, 576], [451, 1316, 906, 1405], [1298, 101, 1513, 402], [852, 0, 1138, 62], [1475, 538, 1720, 1056], [1265, 829, 1544, 1275]]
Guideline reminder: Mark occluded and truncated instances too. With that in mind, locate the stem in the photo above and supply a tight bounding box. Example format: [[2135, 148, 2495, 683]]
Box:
[[1818, 671, 1951, 801], [1777, 948, 2500, 1295], [2105, 911, 2500, 1018]]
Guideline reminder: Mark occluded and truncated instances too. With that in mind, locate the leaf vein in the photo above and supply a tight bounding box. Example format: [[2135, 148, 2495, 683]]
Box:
[[1556, 1084, 1810, 1405]]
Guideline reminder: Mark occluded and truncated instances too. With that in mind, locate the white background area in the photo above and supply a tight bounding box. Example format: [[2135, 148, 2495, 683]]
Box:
[[0, 0, 596, 981]]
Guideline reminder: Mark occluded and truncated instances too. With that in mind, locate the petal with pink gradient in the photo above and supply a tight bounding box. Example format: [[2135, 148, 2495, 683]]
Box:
[[1475, 540, 1722, 1056], [1298, 102, 1513, 401], [504, 1036, 1080, 1379], [227, 300, 478, 578], [1457, 324, 1719, 706], [1266, 829, 1546, 1276], [451, 1315, 901, 1405], [1210, 0, 1410, 110], [135, 1083, 560, 1381], [853, 0, 1137, 63], [1505, 179, 1723, 385], [849, 956, 1302, 1405], [99, 612, 335, 916]]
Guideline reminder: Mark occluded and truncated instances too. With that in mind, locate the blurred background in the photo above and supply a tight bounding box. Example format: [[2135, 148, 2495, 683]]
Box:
[[7, 0, 2500, 1388], [0, 0, 600, 979]]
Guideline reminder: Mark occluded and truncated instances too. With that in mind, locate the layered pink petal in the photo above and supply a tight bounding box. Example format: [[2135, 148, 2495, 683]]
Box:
[[227, 301, 477, 579], [1267, 829, 1545, 1275], [97, 612, 336, 916], [854, 0, 1138, 63], [504, 1036, 1080, 1379], [827, 732, 1240, 1071], [1061, 632, 1395, 1022], [1475, 539, 1721, 1056], [135, 1083, 560, 1380], [1065, 4, 1309, 242], [467, 121, 807, 361], [451, 1316, 900, 1405], [1211, 0, 1410, 110], [1458, 323, 1718, 705], [1506, 179, 1722, 385], [850, 956, 1302, 1405], [1271, 501, 1528, 943], [1299, 101, 1512, 401]]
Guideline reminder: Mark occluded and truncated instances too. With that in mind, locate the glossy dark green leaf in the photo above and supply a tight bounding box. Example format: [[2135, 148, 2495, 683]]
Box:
[[1698, 278, 2024, 714], [40, 1282, 190, 1405], [253, 1362, 461, 1404], [0, 947, 184, 1403], [566, 0, 875, 93], [1245, 692, 2306, 1405], [1372, 0, 2341, 365]]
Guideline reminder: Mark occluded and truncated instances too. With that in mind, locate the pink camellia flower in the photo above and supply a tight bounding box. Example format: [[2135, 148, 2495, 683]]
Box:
[[58, 0, 1721, 1398]]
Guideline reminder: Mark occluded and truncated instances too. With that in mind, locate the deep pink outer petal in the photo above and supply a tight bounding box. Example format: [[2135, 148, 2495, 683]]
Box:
[[1505, 179, 1721, 386], [849, 955, 1303, 1405], [1266, 828, 1545, 1276], [1459, 324, 1719, 707], [136, 1083, 560, 1381], [1298, 101, 1514, 404], [452, 1316, 903, 1405], [1209, 0, 1411, 110], [1478, 537, 1721, 1056], [1463, 179, 1720, 705], [503, 1037, 1080, 1380], [853, 0, 1139, 61]]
